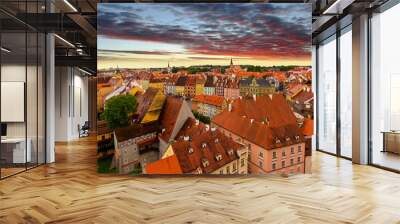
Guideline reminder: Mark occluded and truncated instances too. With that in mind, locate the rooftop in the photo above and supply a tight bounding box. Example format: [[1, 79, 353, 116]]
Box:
[[145, 154, 183, 174], [175, 76, 188, 86], [212, 94, 304, 149], [158, 96, 184, 142], [114, 122, 160, 143], [192, 95, 225, 107], [172, 118, 242, 173]]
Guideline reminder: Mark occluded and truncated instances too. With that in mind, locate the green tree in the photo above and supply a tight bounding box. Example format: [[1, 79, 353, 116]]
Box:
[[192, 110, 211, 124], [101, 94, 137, 129]]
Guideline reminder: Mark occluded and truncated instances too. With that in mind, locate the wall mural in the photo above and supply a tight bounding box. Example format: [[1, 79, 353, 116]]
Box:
[[97, 3, 313, 175]]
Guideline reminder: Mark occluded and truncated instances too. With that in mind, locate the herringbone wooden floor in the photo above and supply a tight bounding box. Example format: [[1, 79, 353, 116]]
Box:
[[1, 137, 400, 224]]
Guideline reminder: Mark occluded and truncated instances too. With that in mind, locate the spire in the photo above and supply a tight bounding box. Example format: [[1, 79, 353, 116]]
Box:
[[230, 58, 233, 66], [167, 61, 171, 74]]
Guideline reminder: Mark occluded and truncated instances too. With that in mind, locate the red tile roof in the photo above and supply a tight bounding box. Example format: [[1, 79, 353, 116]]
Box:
[[212, 94, 304, 150], [302, 119, 314, 136], [287, 84, 304, 96], [171, 118, 242, 173], [159, 96, 183, 142], [192, 94, 225, 107], [146, 154, 183, 174], [292, 89, 313, 103]]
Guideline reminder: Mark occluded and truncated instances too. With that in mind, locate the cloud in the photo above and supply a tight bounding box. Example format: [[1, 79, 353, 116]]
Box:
[[98, 49, 176, 55], [98, 3, 311, 60]]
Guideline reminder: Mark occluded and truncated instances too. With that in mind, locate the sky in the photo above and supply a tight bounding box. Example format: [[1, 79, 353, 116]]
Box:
[[97, 3, 312, 69]]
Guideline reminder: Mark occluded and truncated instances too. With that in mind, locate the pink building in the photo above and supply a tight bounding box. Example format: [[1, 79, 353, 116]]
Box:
[[223, 79, 240, 100], [212, 94, 306, 175]]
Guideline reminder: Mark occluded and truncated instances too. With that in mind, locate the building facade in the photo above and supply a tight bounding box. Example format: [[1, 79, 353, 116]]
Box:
[[146, 118, 248, 174], [192, 95, 226, 118], [212, 94, 306, 175], [239, 77, 276, 96], [113, 122, 160, 174]]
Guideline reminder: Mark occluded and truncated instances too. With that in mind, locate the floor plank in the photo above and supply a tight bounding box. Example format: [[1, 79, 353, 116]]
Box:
[[1, 137, 400, 224]]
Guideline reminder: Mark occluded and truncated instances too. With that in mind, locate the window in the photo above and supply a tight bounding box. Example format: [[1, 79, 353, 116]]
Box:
[[290, 147, 294, 154], [272, 151, 277, 159], [272, 163, 276, 170], [340, 27, 353, 158], [226, 166, 230, 174], [298, 145, 302, 153], [259, 151, 264, 158], [202, 159, 209, 167], [317, 35, 337, 155], [241, 158, 245, 167], [282, 150, 286, 157], [220, 170, 223, 174], [259, 161, 263, 168], [233, 162, 237, 171], [0, 8, 46, 179], [281, 160, 285, 168], [369, 4, 400, 172], [297, 157, 301, 163], [290, 158, 294, 166]]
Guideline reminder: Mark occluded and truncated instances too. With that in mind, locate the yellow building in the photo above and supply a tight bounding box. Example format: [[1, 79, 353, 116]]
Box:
[[141, 90, 167, 124], [129, 87, 142, 96], [148, 80, 164, 92], [175, 86, 185, 96], [97, 86, 113, 112], [195, 83, 204, 96]]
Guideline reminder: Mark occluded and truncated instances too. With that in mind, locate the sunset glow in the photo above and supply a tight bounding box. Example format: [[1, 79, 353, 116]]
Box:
[[97, 3, 312, 69]]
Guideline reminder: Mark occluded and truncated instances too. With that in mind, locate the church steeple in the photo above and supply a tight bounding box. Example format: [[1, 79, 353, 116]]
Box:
[[230, 58, 233, 66], [167, 61, 171, 74]]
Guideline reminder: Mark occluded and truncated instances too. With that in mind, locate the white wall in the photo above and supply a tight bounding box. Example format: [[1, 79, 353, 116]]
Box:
[[1, 63, 46, 164], [54, 67, 89, 141]]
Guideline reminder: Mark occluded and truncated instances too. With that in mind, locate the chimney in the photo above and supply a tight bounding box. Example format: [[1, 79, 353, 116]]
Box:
[[228, 103, 232, 112], [268, 94, 273, 100], [252, 94, 256, 101]]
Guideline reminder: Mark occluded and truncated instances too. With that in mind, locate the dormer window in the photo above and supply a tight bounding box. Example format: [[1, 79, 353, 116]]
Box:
[[286, 137, 290, 142], [275, 138, 281, 144], [202, 159, 209, 167], [215, 138, 219, 143], [188, 147, 194, 154], [201, 142, 207, 148], [295, 136, 300, 140], [215, 154, 222, 161], [228, 149, 234, 156]]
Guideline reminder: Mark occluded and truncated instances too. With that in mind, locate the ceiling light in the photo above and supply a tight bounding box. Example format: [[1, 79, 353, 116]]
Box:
[[78, 67, 93, 76], [54, 34, 75, 48], [63, 0, 78, 12], [322, 0, 354, 15], [1, 47, 11, 53]]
